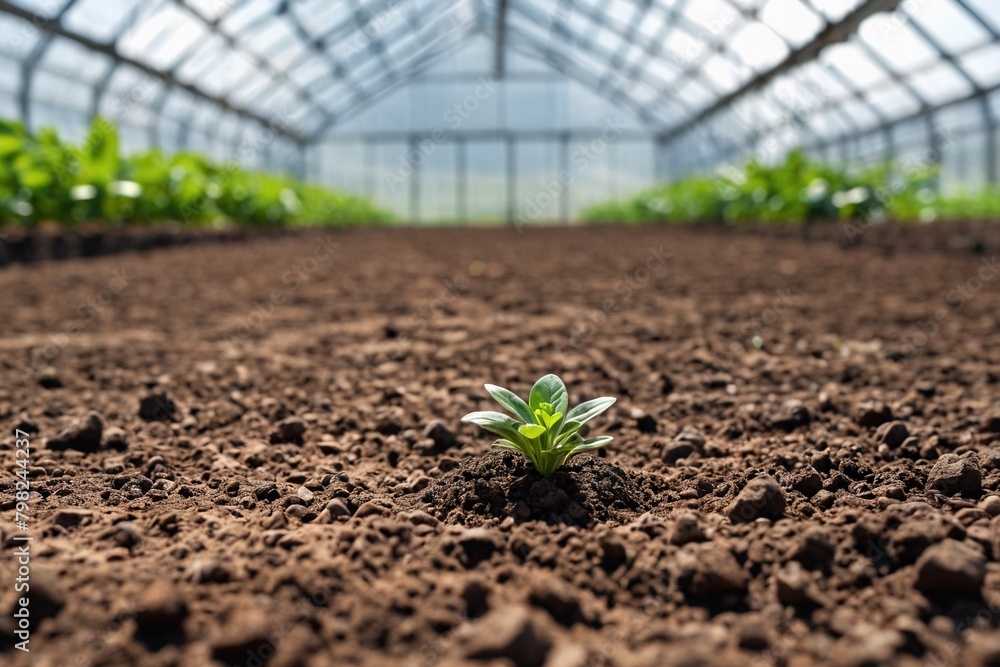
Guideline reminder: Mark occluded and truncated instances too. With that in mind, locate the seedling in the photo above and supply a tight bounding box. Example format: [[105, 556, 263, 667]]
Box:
[[462, 374, 616, 476]]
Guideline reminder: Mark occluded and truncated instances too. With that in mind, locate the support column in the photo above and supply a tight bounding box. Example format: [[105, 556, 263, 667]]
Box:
[[456, 138, 468, 222], [295, 141, 307, 181], [559, 133, 570, 224], [654, 135, 667, 183], [883, 124, 894, 165], [926, 114, 942, 192], [506, 136, 516, 226], [363, 141, 376, 197], [408, 136, 420, 223], [983, 97, 997, 185], [609, 140, 618, 202]]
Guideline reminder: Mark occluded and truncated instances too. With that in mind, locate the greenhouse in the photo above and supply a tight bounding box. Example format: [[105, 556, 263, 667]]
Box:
[[1, 0, 999, 222], [3, 2, 1000, 667]]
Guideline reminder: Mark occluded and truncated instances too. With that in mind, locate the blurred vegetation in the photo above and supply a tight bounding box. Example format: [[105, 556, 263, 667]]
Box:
[[581, 149, 1000, 225], [0, 117, 391, 227]]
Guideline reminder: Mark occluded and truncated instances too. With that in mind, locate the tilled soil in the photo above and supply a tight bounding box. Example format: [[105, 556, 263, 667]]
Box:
[[1, 224, 999, 667]]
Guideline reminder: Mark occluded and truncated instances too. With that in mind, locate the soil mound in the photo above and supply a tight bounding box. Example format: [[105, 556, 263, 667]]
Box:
[[413, 451, 659, 526]]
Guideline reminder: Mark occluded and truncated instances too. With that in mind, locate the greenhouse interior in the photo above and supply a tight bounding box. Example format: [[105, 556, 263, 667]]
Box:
[[4, 2, 1000, 667], [1, 0, 999, 224]]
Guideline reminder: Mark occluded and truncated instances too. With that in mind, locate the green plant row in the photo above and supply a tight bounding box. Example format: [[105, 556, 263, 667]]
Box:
[[0, 117, 391, 227], [581, 150, 1000, 225]]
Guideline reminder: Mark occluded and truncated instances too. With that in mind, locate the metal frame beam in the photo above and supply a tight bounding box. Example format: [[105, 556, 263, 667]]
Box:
[[494, 0, 510, 78], [0, 0, 300, 140], [310, 10, 480, 140], [695, 34, 998, 168], [663, 0, 901, 143], [320, 129, 657, 143]]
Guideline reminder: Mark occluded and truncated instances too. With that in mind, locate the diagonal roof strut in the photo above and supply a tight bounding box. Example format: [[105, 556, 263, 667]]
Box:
[[661, 0, 902, 143], [0, 0, 302, 140]]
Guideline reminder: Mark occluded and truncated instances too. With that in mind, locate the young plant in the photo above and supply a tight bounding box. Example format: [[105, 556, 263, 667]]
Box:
[[462, 374, 616, 476]]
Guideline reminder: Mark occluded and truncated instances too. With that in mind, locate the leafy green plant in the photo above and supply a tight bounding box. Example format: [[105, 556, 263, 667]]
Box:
[[462, 374, 616, 476], [581, 148, 998, 226], [0, 116, 392, 228]]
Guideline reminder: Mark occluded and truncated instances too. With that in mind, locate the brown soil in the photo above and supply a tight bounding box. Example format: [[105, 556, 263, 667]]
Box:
[[1, 224, 999, 667]]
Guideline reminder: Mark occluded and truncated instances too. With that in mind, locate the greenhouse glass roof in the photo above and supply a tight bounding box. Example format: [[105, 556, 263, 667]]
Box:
[[2, 0, 999, 145]]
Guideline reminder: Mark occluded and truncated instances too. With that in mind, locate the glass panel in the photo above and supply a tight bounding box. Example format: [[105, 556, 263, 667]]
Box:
[[728, 23, 789, 71], [161, 89, 197, 118], [907, 62, 975, 106], [937, 99, 987, 134], [701, 53, 749, 93], [173, 34, 228, 87], [990, 89, 1000, 121], [958, 44, 1000, 88], [941, 129, 988, 193], [866, 83, 921, 120], [39, 38, 113, 83], [808, 0, 863, 22], [31, 103, 89, 140], [806, 109, 852, 138], [837, 97, 881, 130], [119, 8, 206, 70], [760, 0, 824, 48], [822, 42, 889, 90], [961, 0, 1000, 33], [8, 0, 74, 15], [222, 0, 282, 34], [0, 55, 20, 94], [183, 0, 229, 22], [906, 0, 991, 56], [242, 19, 298, 60], [288, 59, 330, 89], [798, 62, 852, 101], [226, 72, 273, 106], [675, 77, 715, 111], [857, 15, 939, 75], [0, 13, 44, 58], [31, 71, 92, 113], [421, 138, 457, 222], [638, 8, 668, 39], [62, 0, 143, 42]]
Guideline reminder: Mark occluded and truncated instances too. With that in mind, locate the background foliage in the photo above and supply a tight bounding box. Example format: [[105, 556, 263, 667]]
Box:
[[0, 117, 391, 227], [582, 150, 1000, 225]]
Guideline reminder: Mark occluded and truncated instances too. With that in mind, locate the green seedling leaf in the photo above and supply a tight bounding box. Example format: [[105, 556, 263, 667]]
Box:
[[491, 439, 521, 452], [518, 424, 547, 439], [461, 411, 523, 441], [575, 436, 614, 451], [535, 409, 562, 429], [567, 397, 616, 425], [484, 384, 535, 423], [462, 374, 616, 477], [529, 374, 568, 416]]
